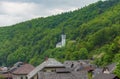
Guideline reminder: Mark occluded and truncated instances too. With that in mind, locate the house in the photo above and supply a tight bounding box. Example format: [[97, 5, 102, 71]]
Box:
[[93, 63, 119, 79], [93, 63, 116, 75], [27, 58, 88, 79], [12, 63, 34, 79], [27, 58, 65, 79]]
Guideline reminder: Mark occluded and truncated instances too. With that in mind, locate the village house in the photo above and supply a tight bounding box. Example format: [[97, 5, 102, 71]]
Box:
[[93, 63, 119, 79], [0, 62, 24, 79], [12, 63, 34, 79], [0, 62, 34, 79], [27, 58, 88, 79]]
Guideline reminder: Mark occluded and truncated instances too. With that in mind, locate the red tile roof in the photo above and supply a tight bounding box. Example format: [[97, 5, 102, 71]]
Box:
[[12, 64, 34, 75]]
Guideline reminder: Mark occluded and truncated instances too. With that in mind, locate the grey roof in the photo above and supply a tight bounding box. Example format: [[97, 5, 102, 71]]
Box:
[[93, 73, 118, 79], [64, 60, 94, 71], [78, 60, 92, 64], [93, 68, 103, 75], [107, 63, 116, 73], [38, 71, 88, 79], [27, 58, 64, 79], [56, 68, 70, 73], [9, 62, 23, 72], [64, 61, 78, 68], [64, 60, 91, 67], [14, 62, 23, 67]]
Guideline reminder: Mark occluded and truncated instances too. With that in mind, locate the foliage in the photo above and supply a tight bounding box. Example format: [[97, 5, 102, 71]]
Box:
[[0, 75, 5, 79], [114, 61, 120, 78]]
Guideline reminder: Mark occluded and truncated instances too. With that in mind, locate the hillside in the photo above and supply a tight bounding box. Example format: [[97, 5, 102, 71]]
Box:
[[0, 0, 120, 72]]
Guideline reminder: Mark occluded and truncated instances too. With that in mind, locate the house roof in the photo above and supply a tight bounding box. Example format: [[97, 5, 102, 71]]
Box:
[[37, 71, 88, 79], [107, 63, 116, 73], [64, 60, 91, 67], [93, 73, 117, 79], [9, 62, 24, 72], [14, 62, 23, 67], [64, 60, 94, 72], [93, 68, 103, 75], [27, 58, 64, 79], [56, 68, 70, 73], [12, 64, 34, 75]]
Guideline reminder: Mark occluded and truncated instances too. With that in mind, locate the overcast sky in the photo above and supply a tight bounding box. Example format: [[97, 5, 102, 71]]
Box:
[[0, 0, 104, 27]]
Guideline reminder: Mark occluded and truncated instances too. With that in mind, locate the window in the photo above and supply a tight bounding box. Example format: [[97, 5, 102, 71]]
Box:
[[51, 70, 56, 72], [44, 70, 46, 72], [21, 77, 23, 79]]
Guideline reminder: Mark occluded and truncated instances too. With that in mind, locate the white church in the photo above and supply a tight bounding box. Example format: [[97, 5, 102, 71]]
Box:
[[56, 34, 66, 48]]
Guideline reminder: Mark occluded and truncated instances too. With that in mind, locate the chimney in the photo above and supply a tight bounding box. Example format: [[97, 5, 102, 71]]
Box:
[[45, 57, 48, 61]]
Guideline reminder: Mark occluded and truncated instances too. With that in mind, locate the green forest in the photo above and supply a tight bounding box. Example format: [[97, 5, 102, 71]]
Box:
[[0, 0, 120, 77]]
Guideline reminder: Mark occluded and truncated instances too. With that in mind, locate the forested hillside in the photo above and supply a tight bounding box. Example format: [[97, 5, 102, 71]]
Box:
[[0, 0, 120, 74]]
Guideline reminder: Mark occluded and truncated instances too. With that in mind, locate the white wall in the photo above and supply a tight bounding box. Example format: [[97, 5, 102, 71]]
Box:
[[61, 34, 66, 46]]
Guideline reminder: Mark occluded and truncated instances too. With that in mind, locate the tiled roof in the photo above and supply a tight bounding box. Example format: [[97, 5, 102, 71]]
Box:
[[93, 68, 103, 75], [39, 71, 88, 79], [12, 64, 34, 75], [64, 60, 94, 72], [56, 68, 70, 73], [107, 63, 116, 73], [14, 62, 23, 67], [93, 73, 117, 79], [9, 62, 23, 72], [27, 58, 64, 79]]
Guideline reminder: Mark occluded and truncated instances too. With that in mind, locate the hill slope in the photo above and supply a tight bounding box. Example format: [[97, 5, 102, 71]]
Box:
[[0, 0, 120, 68]]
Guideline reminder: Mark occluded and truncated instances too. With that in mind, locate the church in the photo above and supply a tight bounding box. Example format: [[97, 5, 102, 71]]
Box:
[[56, 34, 66, 48]]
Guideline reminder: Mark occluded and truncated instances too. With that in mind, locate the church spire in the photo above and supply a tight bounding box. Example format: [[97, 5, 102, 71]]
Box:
[[56, 26, 66, 48], [62, 26, 65, 34]]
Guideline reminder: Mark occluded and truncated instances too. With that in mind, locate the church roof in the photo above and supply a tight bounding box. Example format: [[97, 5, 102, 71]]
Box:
[[27, 58, 64, 79]]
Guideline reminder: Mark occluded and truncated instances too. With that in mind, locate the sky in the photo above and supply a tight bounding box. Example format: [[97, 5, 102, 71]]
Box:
[[0, 0, 104, 27]]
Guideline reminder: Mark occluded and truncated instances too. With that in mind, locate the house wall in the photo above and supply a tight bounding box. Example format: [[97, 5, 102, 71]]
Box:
[[31, 74, 38, 79], [12, 74, 27, 79]]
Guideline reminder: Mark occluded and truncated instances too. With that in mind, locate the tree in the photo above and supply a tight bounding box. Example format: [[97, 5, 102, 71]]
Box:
[[114, 61, 120, 78]]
